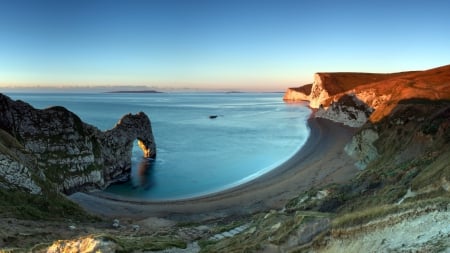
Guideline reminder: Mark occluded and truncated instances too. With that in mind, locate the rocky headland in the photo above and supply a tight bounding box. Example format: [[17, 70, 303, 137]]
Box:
[[284, 65, 450, 126], [0, 93, 156, 196], [0, 65, 449, 252]]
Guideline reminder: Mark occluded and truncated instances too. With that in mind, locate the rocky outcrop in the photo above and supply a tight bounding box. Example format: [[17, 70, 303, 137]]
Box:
[[0, 127, 43, 194], [323, 205, 450, 253], [0, 153, 42, 194], [344, 128, 379, 169], [308, 74, 330, 108], [100, 113, 156, 185], [315, 94, 373, 127], [0, 94, 156, 194], [346, 100, 450, 171], [46, 235, 118, 253]]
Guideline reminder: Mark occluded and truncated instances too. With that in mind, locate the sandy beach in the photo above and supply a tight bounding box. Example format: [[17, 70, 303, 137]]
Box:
[[69, 118, 358, 221]]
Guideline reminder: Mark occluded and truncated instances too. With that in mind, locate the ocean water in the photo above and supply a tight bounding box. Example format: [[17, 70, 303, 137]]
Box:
[[6, 92, 310, 200]]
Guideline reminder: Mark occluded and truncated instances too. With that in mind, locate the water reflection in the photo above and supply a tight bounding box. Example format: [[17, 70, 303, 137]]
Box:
[[134, 158, 155, 190]]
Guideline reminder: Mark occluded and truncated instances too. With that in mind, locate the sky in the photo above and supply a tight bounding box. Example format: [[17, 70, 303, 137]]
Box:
[[0, 0, 449, 91]]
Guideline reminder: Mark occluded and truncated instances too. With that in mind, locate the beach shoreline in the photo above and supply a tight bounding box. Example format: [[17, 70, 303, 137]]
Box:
[[69, 117, 359, 221]]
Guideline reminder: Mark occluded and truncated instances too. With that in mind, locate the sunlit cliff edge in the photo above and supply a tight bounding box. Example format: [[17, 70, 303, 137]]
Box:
[[284, 65, 450, 126]]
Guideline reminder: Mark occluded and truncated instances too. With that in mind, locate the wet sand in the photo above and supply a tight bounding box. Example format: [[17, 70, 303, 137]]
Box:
[[69, 118, 359, 221]]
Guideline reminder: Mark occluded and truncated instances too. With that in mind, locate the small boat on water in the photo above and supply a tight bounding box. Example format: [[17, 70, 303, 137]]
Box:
[[209, 115, 218, 119]]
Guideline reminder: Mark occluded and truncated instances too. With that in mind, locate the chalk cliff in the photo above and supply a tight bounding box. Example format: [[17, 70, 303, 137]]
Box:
[[282, 83, 312, 102], [315, 94, 373, 127], [284, 65, 450, 127], [0, 94, 156, 194]]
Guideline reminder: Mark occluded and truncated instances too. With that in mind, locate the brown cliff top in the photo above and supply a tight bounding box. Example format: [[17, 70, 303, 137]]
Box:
[[316, 71, 419, 96]]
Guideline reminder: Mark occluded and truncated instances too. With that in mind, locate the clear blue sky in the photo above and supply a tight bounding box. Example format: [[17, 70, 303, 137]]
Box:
[[0, 0, 449, 91]]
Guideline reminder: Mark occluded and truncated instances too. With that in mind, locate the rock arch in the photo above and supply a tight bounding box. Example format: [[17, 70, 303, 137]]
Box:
[[101, 112, 156, 185]]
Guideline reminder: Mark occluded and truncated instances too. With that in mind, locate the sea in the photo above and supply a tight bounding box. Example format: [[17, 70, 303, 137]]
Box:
[[6, 92, 311, 200]]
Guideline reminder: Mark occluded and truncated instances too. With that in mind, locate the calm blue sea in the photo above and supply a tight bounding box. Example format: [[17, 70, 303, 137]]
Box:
[[6, 92, 310, 200]]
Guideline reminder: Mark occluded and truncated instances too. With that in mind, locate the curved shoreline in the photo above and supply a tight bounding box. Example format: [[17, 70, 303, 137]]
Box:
[[69, 118, 359, 221]]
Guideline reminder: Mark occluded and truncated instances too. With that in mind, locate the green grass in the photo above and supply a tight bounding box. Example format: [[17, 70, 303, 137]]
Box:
[[0, 129, 25, 160], [0, 188, 94, 221], [411, 147, 450, 190], [108, 234, 186, 252]]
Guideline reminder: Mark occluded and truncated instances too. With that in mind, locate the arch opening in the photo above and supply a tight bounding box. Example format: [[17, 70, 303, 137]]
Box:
[[137, 138, 154, 158], [131, 139, 155, 189]]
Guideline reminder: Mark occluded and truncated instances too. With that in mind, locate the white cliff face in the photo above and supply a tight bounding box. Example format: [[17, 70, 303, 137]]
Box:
[[283, 88, 310, 101], [283, 74, 331, 108], [308, 74, 330, 108], [0, 153, 41, 194], [0, 94, 156, 194], [321, 208, 450, 253], [344, 128, 379, 169], [316, 106, 369, 128], [315, 94, 373, 128], [61, 170, 104, 193]]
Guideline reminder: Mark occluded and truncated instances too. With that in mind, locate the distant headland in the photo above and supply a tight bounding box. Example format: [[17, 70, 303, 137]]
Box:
[[105, 90, 163, 94]]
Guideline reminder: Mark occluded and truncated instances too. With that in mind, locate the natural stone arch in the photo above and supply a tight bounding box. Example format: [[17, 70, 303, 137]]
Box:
[[101, 112, 156, 185]]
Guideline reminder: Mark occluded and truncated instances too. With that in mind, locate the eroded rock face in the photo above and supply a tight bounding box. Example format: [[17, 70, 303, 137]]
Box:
[[316, 94, 373, 128], [308, 73, 330, 108], [0, 153, 42, 194], [0, 94, 156, 194]]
